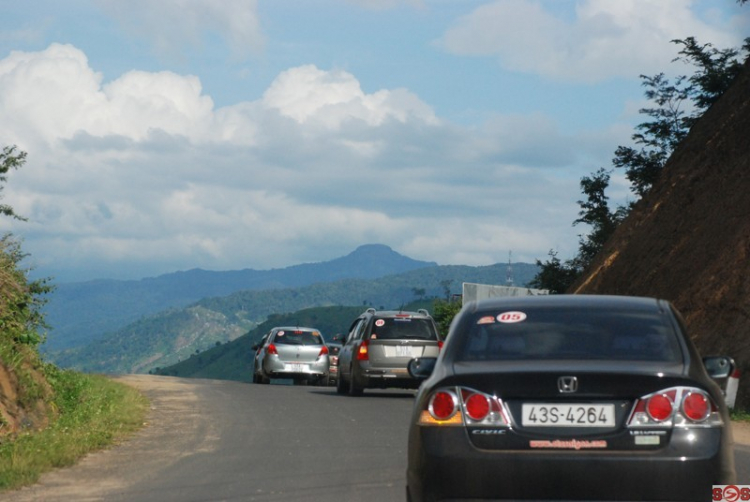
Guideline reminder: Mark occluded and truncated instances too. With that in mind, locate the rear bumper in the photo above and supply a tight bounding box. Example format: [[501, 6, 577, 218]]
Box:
[[407, 426, 735, 502], [357, 364, 420, 389], [263, 357, 329, 379]]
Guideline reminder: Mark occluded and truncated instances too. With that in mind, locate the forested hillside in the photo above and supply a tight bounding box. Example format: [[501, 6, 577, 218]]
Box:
[[47, 262, 538, 374], [153, 305, 371, 381]]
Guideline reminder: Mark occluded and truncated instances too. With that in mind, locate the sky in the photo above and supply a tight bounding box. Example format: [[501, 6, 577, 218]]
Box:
[[0, 0, 748, 283]]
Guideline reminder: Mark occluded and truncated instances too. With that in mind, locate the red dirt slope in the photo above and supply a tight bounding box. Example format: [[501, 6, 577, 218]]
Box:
[[571, 58, 750, 408]]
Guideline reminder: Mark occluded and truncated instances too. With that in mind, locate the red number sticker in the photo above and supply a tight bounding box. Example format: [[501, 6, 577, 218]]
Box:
[[496, 311, 527, 323]]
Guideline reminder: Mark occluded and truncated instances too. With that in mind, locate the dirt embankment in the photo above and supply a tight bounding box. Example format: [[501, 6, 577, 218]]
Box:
[[572, 58, 750, 408]]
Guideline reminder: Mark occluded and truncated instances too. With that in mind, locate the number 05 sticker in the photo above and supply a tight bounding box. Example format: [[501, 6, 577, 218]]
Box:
[[497, 311, 527, 323]]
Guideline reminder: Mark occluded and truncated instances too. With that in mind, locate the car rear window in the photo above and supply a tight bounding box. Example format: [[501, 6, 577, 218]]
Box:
[[456, 307, 682, 362], [272, 330, 323, 346], [370, 317, 437, 341]]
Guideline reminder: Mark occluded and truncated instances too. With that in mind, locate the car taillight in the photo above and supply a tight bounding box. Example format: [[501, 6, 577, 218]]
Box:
[[267, 344, 278, 355], [356, 340, 369, 361], [438, 340, 444, 350], [646, 393, 674, 422], [464, 393, 490, 421], [318, 346, 329, 357], [418, 387, 509, 427], [682, 391, 710, 422], [430, 391, 458, 421], [627, 386, 721, 427]]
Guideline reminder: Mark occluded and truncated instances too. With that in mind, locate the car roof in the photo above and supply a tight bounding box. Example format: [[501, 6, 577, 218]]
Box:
[[364, 309, 432, 318], [463, 294, 667, 313], [271, 326, 320, 332]]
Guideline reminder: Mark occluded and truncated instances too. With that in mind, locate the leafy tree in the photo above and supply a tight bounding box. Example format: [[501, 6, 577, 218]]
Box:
[[0, 146, 28, 221], [615, 37, 749, 198], [439, 280, 453, 301], [0, 147, 53, 347], [572, 169, 629, 269], [528, 251, 579, 294], [432, 298, 462, 339], [411, 287, 426, 300], [531, 35, 749, 292]]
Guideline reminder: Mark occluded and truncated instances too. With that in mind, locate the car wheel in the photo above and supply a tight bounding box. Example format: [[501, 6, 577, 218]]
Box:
[[348, 367, 364, 397], [336, 371, 348, 394]]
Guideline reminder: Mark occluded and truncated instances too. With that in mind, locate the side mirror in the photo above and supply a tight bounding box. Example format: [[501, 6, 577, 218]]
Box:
[[408, 357, 437, 380], [703, 355, 735, 380]]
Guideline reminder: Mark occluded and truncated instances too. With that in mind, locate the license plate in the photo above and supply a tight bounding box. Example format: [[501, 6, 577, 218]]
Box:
[[522, 404, 615, 427], [285, 363, 308, 372], [395, 345, 413, 357]]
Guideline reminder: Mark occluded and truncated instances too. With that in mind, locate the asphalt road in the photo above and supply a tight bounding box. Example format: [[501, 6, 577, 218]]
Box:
[[5, 375, 415, 502], [5, 375, 750, 502]]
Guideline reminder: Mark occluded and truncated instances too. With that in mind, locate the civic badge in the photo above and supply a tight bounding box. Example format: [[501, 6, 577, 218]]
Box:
[[558, 376, 578, 393]]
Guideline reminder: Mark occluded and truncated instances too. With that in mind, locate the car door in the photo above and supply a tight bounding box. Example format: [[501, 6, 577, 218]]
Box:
[[340, 318, 365, 380]]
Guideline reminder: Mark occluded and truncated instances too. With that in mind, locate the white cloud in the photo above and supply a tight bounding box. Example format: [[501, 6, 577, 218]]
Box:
[[438, 0, 745, 83], [0, 43, 619, 281]]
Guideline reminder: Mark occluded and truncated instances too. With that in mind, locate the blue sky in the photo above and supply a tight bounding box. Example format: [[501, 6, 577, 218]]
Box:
[[1, 0, 748, 283]]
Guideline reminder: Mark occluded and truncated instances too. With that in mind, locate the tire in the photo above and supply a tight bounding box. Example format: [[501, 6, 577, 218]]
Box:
[[336, 371, 349, 394], [348, 367, 364, 397]]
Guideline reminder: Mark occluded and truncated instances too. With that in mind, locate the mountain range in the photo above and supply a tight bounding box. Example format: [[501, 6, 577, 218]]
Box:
[[43, 244, 539, 374], [42, 244, 436, 352]]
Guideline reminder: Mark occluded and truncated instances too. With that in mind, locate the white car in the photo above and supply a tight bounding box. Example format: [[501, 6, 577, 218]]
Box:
[[252, 326, 330, 385]]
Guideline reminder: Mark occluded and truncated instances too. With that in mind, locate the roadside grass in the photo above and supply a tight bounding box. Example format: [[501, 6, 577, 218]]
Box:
[[0, 368, 149, 492], [731, 408, 750, 422]]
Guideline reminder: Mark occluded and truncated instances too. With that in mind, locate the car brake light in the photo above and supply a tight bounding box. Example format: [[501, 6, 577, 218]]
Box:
[[646, 393, 674, 422], [318, 346, 329, 357], [682, 391, 710, 422], [429, 391, 458, 421], [267, 344, 278, 355], [356, 340, 369, 361], [627, 386, 722, 427], [438, 340, 444, 350], [418, 387, 509, 427], [464, 393, 490, 421]]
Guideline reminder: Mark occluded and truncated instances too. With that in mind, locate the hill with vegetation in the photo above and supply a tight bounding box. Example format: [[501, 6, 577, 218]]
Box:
[[153, 305, 372, 381], [572, 58, 750, 407], [42, 243, 437, 353], [47, 262, 539, 374]]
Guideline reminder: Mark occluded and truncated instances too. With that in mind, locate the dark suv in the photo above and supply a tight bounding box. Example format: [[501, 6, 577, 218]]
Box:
[[337, 308, 441, 396]]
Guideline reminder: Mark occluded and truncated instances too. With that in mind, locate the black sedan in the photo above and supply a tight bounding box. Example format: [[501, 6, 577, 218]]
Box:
[[406, 294, 736, 502]]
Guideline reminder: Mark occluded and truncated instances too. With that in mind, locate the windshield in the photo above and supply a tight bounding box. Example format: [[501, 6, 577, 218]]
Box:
[[371, 317, 437, 341], [455, 307, 682, 362], [272, 330, 323, 346]]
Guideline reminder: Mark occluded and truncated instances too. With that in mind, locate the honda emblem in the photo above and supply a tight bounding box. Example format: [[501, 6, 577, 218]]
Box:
[[558, 376, 578, 393]]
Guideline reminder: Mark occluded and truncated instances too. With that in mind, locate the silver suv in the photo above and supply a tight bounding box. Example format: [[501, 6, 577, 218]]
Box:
[[337, 308, 441, 396]]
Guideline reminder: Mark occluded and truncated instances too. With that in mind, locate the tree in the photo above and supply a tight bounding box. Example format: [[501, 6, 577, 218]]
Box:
[[0, 146, 28, 221], [439, 280, 453, 300], [432, 298, 462, 339], [572, 169, 628, 269], [411, 287, 426, 300], [530, 170, 627, 293], [615, 37, 749, 198], [531, 35, 749, 292], [528, 251, 579, 294]]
